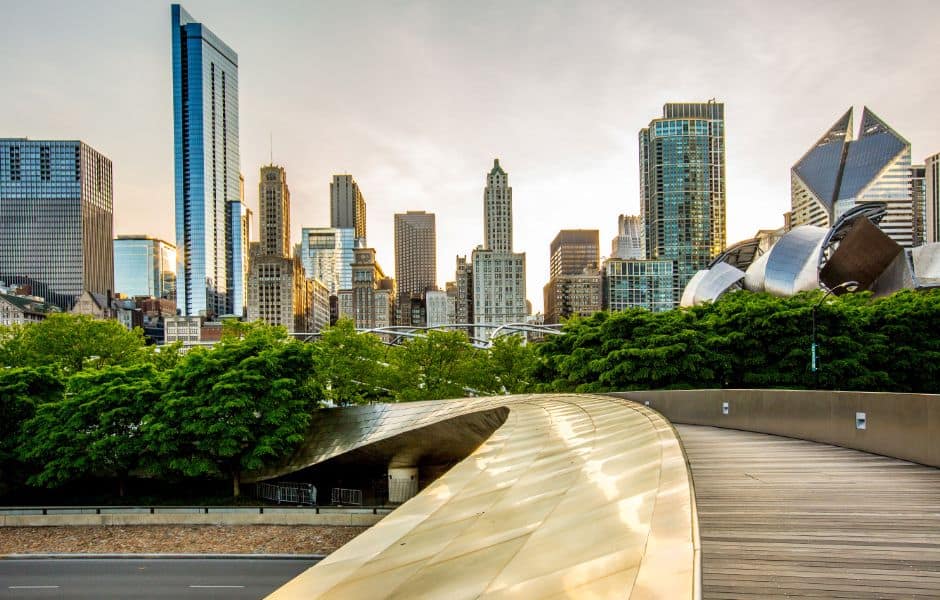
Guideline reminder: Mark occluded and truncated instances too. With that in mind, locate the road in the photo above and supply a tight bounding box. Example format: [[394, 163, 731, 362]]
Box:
[[0, 558, 318, 599]]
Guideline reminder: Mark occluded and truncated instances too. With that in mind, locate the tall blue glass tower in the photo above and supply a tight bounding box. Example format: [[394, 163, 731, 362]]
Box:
[[172, 4, 239, 317], [640, 102, 726, 308]]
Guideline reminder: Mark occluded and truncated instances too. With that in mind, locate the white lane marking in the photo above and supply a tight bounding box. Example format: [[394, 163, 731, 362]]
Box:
[[188, 585, 246, 588], [9, 586, 61, 589]]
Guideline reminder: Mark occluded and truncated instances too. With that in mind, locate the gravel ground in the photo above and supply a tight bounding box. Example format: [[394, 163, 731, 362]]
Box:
[[0, 525, 366, 555]]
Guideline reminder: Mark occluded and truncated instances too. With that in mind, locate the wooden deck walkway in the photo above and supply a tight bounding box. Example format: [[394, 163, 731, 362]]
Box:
[[676, 425, 940, 599]]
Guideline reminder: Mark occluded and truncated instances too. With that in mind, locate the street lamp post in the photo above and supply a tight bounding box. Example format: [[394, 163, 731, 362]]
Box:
[[811, 280, 859, 388]]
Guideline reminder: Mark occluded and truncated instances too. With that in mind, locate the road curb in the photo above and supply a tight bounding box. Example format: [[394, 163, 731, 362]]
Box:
[[1, 553, 326, 560]]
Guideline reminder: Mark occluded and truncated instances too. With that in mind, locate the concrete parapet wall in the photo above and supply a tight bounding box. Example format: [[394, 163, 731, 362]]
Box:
[[609, 389, 940, 467], [0, 512, 384, 528]]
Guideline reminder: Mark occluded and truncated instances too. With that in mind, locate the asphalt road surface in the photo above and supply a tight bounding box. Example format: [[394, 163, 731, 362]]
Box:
[[0, 558, 319, 599]]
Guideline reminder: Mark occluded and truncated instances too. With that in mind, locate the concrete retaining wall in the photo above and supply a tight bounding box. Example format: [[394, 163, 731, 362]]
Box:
[[0, 512, 384, 527], [609, 389, 940, 467]]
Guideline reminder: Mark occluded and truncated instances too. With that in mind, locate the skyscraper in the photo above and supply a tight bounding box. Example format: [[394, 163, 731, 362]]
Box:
[[172, 4, 240, 317], [912, 164, 927, 247], [455, 255, 473, 325], [394, 211, 437, 296], [790, 107, 913, 247], [640, 101, 725, 306], [114, 235, 177, 300], [225, 200, 250, 316], [472, 159, 527, 338], [331, 174, 366, 242], [0, 139, 113, 309], [544, 230, 601, 324], [612, 214, 644, 260], [247, 165, 312, 332], [926, 153, 940, 244], [300, 227, 350, 294]]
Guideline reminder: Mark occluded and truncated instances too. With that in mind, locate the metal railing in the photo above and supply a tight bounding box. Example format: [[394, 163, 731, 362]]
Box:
[[330, 488, 363, 506], [257, 482, 317, 506], [0, 505, 390, 516]]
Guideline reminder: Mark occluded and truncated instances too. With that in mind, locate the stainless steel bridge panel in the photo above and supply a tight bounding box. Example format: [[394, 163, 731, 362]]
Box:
[[763, 225, 827, 296]]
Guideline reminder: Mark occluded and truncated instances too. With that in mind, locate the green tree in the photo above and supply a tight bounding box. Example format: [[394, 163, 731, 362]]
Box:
[[0, 365, 64, 496], [314, 320, 388, 405], [145, 326, 322, 497], [485, 335, 538, 394], [390, 330, 485, 401], [2, 314, 148, 371], [18, 364, 156, 496]]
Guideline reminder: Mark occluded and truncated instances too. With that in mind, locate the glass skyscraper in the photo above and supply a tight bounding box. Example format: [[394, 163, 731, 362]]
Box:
[[113, 235, 176, 299], [603, 259, 675, 313], [300, 227, 356, 294], [640, 102, 726, 307], [791, 107, 913, 247], [225, 200, 250, 316], [172, 4, 240, 317], [0, 139, 113, 309]]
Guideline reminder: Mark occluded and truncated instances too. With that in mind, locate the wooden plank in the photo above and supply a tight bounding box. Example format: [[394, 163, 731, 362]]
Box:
[[677, 425, 940, 599]]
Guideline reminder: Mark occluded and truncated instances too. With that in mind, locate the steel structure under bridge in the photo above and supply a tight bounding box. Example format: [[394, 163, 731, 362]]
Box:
[[287, 322, 564, 348]]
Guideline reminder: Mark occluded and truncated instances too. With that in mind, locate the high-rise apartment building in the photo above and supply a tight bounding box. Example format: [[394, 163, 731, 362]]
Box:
[[394, 211, 437, 296], [927, 153, 940, 244], [225, 200, 250, 316], [114, 236, 177, 300], [0, 139, 113, 309], [640, 101, 726, 306], [612, 214, 644, 259], [543, 230, 601, 324], [246, 165, 312, 332], [172, 4, 240, 317], [790, 107, 913, 247], [472, 159, 527, 339], [331, 175, 366, 241]]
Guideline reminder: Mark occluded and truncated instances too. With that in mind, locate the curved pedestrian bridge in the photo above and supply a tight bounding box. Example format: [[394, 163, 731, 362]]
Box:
[[260, 392, 940, 599]]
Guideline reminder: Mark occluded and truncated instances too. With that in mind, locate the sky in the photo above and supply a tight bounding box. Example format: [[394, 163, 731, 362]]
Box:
[[3, 0, 940, 313]]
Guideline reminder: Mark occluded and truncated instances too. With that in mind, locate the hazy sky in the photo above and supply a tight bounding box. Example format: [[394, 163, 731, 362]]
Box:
[[3, 0, 939, 312]]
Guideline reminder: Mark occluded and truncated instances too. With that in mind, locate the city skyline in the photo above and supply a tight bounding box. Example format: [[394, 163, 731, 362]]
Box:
[[4, 1, 940, 311]]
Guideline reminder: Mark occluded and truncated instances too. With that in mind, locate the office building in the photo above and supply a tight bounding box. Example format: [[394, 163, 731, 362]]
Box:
[[246, 166, 312, 332], [472, 159, 527, 339], [114, 235, 177, 300], [0, 139, 113, 309], [612, 214, 644, 259], [927, 153, 940, 243], [640, 102, 726, 307], [300, 227, 356, 294], [455, 256, 473, 325], [603, 259, 676, 313], [912, 164, 927, 247], [342, 247, 393, 329], [225, 200, 250, 316], [425, 290, 452, 328], [791, 107, 913, 247], [172, 4, 240, 317], [331, 174, 366, 241], [549, 230, 599, 278], [543, 230, 601, 324], [394, 211, 437, 296]]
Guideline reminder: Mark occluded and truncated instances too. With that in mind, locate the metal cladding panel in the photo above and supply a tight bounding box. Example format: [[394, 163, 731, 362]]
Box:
[[870, 251, 914, 297], [680, 270, 708, 307], [708, 237, 760, 270], [743, 250, 769, 293], [764, 226, 827, 296], [819, 217, 902, 291], [838, 132, 906, 202], [693, 262, 745, 305], [912, 243, 940, 287]]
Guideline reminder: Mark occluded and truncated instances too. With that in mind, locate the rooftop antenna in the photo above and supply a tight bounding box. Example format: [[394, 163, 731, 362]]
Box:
[[269, 132, 273, 165]]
